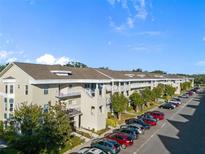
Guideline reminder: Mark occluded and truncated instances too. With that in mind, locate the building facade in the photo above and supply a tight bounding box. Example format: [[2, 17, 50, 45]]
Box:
[[0, 62, 192, 131]]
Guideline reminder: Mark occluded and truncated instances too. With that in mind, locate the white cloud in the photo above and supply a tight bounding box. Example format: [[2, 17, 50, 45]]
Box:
[[107, 0, 116, 5], [134, 0, 148, 20], [6, 57, 17, 63], [108, 41, 112, 45], [109, 16, 125, 32], [127, 17, 134, 28], [130, 44, 162, 53], [0, 50, 10, 59], [36, 54, 71, 65], [137, 31, 161, 36], [196, 60, 205, 66], [55, 57, 70, 65], [202, 37, 205, 41], [0, 50, 24, 63], [107, 0, 150, 31]]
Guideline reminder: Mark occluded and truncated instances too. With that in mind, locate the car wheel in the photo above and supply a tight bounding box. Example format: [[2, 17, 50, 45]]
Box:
[[121, 144, 126, 149]]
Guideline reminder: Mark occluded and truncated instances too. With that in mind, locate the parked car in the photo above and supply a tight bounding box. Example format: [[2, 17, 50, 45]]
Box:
[[104, 132, 133, 149], [170, 102, 180, 107], [146, 111, 164, 120], [120, 124, 144, 135], [91, 139, 121, 154], [170, 99, 182, 105], [139, 114, 157, 122], [113, 128, 138, 140], [188, 91, 194, 96], [78, 147, 107, 154], [172, 98, 182, 103], [140, 117, 157, 126], [180, 94, 189, 98], [159, 103, 175, 110], [125, 118, 150, 130]]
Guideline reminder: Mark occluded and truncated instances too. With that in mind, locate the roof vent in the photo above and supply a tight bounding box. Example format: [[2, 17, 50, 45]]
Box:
[[124, 74, 135, 78], [50, 70, 72, 76]]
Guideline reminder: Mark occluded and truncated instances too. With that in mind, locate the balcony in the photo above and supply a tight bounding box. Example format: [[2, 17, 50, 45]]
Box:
[[130, 83, 151, 89], [65, 108, 82, 117], [56, 92, 81, 100]]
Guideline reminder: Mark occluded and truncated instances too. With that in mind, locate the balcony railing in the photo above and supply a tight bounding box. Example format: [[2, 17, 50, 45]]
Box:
[[130, 83, 151, 89], [56, 92, 81, 99]]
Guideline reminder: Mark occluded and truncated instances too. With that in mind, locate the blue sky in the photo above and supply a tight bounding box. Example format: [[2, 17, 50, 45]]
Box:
[[0, 0, 205, 74]]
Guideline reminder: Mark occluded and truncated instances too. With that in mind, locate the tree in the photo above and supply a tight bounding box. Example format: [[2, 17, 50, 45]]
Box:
[[180, 82, 191, 91], [151, 70, 167, 74], [152, 85, 164, 99], [129, 92, 143, 112], [141, 88, 153, 102], [111, 93, 128, 120], [132, 68, 143, 72], [0, 63, 8, 72], [65, 61, 87, 68], [98, 67, 109, 70], [164, 85, 176, 97], [9, 102, 71, 154]]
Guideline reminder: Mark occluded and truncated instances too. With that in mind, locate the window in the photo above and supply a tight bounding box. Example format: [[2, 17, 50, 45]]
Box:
[[99, 106, 103, 113], [44, 85, 49, 95], [4, 98, 7, 111], [5, 85, 8, 94], [120, 82, 124, 86], [9, 99, 14, 112], [126, 91, 129, 96], [4, 113, 7, 119], [9, 113, 13, 119], [99, 89, 102, 96], [43, 104, 49, 112], [25, 85, 28, 95], [91, 106, 95, 115], [10, 85, 14, 94]]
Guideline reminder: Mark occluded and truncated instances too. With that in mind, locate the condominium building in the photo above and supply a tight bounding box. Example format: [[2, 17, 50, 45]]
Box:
[[0, 62, 192, 131]]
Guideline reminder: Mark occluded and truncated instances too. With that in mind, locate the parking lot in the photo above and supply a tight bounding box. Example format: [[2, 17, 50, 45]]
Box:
[[69, 89, 205, 154], [121, 89, 205, 154]]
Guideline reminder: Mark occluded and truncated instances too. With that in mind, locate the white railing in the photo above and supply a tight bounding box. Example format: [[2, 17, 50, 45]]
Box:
[[130, 83, 151, 89]]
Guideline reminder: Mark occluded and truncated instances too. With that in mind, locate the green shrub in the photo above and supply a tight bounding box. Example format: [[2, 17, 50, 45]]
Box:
[[106, 119, 118, 128], [0, 148, 23, 154], [126, 106, 133, 112]]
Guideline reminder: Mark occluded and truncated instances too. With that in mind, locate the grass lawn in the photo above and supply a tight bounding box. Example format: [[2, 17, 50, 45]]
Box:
[[60, 136, 85, 154]]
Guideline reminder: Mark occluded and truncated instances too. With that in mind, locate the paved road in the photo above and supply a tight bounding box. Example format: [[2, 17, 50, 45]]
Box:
[[121, 90, 205, 154]]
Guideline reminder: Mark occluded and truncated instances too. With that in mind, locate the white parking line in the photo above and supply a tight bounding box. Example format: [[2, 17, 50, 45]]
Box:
[[135, 96, 194, 154]]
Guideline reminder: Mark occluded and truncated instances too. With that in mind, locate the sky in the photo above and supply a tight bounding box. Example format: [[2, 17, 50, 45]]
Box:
[[0, 0, 205, 74]]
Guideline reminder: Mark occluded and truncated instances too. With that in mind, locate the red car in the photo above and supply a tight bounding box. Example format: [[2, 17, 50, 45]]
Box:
[[104, 132, 133, 149], [142, 118, 157, 126], [147, 111, 164, 120]]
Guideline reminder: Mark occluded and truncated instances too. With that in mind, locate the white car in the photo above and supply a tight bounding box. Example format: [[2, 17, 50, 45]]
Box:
[[169, 100, 181, 105], [78, 147, 106, 154]]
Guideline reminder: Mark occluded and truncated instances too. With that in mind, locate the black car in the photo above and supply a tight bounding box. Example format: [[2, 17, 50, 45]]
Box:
[[125, 118, 150, 129], [159, 103, 175, 110]]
